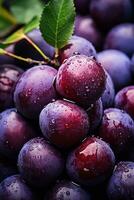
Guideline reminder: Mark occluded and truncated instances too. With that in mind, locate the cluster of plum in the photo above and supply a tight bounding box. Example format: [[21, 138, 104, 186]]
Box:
[[0, 0, 134, 199]]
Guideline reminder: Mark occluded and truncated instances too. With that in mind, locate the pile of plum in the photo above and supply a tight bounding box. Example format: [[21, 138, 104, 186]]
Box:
[[0, 0, 134, 199]]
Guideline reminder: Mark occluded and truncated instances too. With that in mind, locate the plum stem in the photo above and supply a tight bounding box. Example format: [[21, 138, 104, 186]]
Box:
[[53, 48, 60, 67], [55, 48, 59, 59], [24, 35, 51, 63], [3, 49, 46, 65]]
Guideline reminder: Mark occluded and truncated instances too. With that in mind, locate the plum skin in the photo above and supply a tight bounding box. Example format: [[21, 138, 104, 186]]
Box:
[[66, 137, 115, 187], [101, 71, 115, 109], [56, 55, 106, 108], [115, 86, 134, 120], [97, 50, 132, 91], [74, 16, 102, 50], [14, 65, 57, 119], [0, 108, 36, 159], [40, 100, 89, 149], [98, 108, 134, 158], [89, 0, 133, 31], [44, 180, 91, 200], [86, 98, 103, 132], [18, 137, 64, 188], [104, 23, 134, 57], [0, 64, 23, 111], [107, 162, 134, 200], [59, 35, 97, 64], [0, 174, 35, 200]]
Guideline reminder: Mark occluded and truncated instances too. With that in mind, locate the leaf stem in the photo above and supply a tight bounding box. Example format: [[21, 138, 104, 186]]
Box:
[[3, 49, 46, 65], [24, 35, 51, 63]]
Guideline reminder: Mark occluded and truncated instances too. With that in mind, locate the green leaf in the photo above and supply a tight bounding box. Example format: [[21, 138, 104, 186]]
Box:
[[24, 17, 40, 34], [0, 7, 17, 25], [10, 0, 43, 24], [1, 17, 39, 46], [3, 29, 25, 44], [40, 0, 51, 5], [40, 0, 75, 48], [0, 16, 12, 30], [0, 0, 4, 6], [0, 6, 17, 38]]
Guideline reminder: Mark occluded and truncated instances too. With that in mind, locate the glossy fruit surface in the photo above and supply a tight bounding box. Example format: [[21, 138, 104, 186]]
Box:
[[101, 71, 115, 109], [44, 180, 91, 200], [104, 23, 134, 57], [56, 55, 106, 108], [87, 98, 103, 132], [59, 35, 97, 64], [0, 174, 35, 200], [14, 65, 57, 119], [0, 108, 36, 159], [0, 64, 23, 111], [115, 86, 134, 119], [98, 108, 134, 157], [107, 162, 134, 200], [18, 137, 64, 188], [89, 0, 133, 31], [67, 137, 115, 187], [75, 16, 102, 50], [1, 1, 134, 198], [40, 100, 89, 149], [97, 50, 132, 91]]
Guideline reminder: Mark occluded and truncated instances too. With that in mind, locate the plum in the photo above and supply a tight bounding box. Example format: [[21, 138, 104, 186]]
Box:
[[89, 0, 133, 31], [115, 86, 134, 120], [18, 137, 64, 188], [0, 175, 36, 200], [14, 65, 57, 119], [107, 162, 134, 200], [86, 98, 103, 132], [75, 16, 102, 50], [0, 64, 23, 111], [56, 55, 106, 108], [0, 108, 36, 159], [104, 23, 134, 57], [101, 71, 115, 109], [66, 137, 115, 187], [39, 100, 89, 149], [98, 108, 134, 158], [97, 50, 132, 91], [59, 35, 97, 64], [44, 180, 91, 200]]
